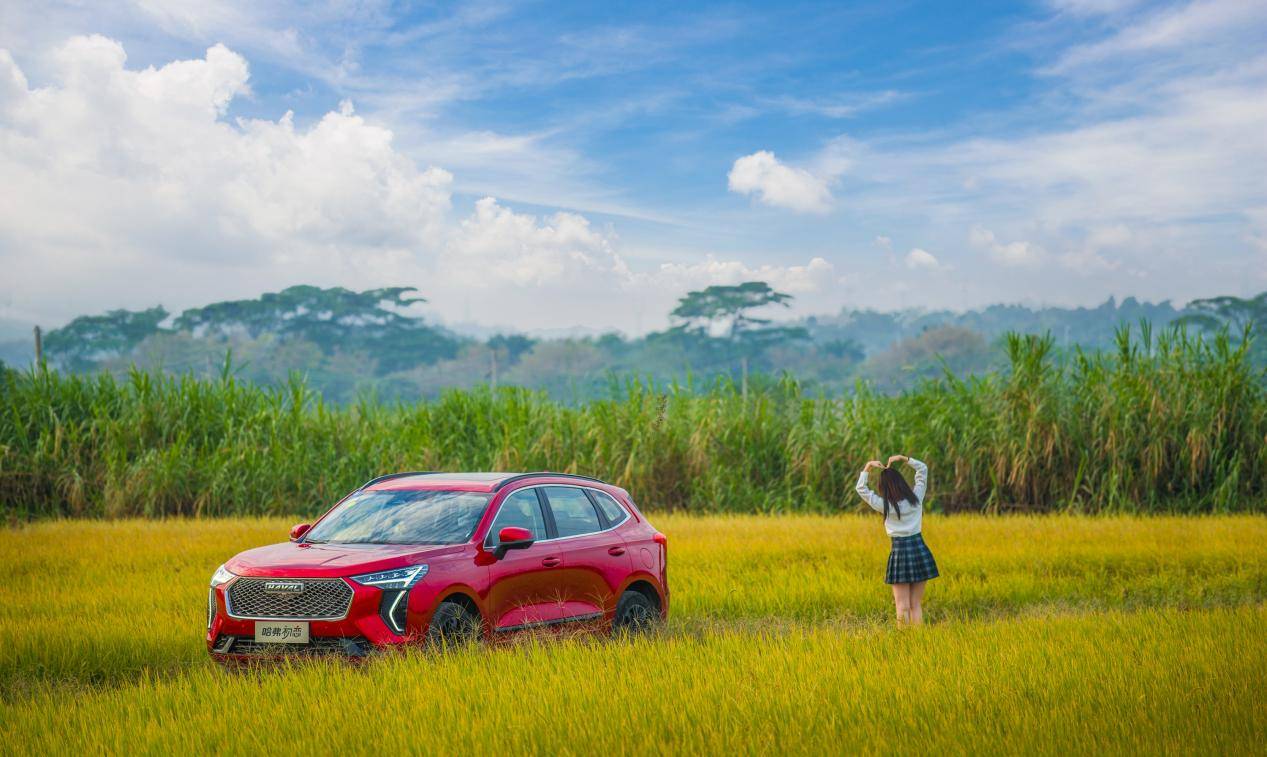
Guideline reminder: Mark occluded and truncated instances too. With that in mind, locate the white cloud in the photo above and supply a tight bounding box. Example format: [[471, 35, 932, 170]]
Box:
[[1046, 0, 1143, 17], [904, 248, 941, 270], [442, 197, 624, 288], [652, 255, 836, 294], [0, 36, 833, 333], [806, 40, 1266, 296], [969, 227, 1044, 266], [727, 150, 834, 213], [1053, 0, 1267, 70], [765, 90, 904, 119]]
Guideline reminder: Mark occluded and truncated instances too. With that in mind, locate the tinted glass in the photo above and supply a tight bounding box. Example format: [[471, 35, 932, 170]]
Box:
[[589, 490, 628, 526], [305, 490, 490, 545], [489, 489, 546, 544], [544, 487, 602, 538]]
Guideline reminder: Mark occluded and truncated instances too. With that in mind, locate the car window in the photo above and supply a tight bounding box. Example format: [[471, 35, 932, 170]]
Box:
[[543, 487, 602, 538], [304, 489, 490, 545], [488, 489, 547, 545], [588, 490, 628, 527]]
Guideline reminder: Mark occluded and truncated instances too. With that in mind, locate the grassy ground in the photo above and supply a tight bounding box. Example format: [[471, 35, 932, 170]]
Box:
[[2, 515, 1265, 753]]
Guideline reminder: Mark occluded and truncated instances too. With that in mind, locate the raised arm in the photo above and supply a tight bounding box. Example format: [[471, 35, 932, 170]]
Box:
[[855, 461, 886, 513], [888, 454, 928, 503], [908, 457, 928, 502]]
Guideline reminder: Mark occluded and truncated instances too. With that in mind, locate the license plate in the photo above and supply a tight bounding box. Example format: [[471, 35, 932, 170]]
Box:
[[254, 621, 309, 644]]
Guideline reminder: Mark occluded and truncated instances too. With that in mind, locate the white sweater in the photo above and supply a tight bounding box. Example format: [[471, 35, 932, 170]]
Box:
[[855, 458, 928, 537]]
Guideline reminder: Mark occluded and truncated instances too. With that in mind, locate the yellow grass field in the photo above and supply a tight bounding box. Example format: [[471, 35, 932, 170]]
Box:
[[3, 514, 1265, 754]]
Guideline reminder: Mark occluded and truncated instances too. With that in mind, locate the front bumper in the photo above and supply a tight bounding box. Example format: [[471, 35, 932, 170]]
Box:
[[206, 579, 416, 661]]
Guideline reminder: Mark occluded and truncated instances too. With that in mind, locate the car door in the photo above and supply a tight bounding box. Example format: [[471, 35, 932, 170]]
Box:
[[539, 486, 628, 623], [484, 487, 567, 632]]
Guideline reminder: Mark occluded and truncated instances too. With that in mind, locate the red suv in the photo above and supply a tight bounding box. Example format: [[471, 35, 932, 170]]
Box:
[[207, 472, 667, 660]]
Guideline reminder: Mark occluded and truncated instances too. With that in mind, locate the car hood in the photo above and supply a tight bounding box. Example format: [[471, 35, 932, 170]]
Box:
[[226, 541, 467, 578]]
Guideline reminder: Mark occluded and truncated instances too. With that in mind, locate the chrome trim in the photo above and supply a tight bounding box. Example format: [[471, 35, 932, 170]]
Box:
[[484, 484, 630, 547], [224, 577, 355, 621]]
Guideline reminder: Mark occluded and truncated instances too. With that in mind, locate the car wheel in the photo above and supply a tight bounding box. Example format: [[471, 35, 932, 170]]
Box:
[[425, 600, 481, 647], [612, 590, 660, 634]]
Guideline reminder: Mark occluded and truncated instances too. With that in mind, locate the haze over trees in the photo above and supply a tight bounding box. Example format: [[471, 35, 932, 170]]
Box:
[[5, 283, 1260, 403]]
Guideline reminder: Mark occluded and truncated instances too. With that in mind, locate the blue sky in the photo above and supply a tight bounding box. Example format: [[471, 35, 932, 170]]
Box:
[[1, 1, 1265, 333]]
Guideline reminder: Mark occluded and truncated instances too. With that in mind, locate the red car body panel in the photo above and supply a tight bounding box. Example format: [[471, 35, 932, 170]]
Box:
[[207, 473, 668, 660]]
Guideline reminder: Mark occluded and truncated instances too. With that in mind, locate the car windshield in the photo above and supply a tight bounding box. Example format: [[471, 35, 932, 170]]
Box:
[[304, 489, 491, 545]]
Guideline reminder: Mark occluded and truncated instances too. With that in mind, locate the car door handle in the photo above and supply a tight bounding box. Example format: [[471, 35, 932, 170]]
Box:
[[607, 547, 626, 556], [541, 557, 562, 567]]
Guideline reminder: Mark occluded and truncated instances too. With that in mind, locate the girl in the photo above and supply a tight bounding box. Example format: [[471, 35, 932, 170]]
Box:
[[856, 454, 939, 624]]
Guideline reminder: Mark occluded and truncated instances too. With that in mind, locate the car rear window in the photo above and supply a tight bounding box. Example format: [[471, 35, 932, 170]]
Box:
[[543, 487, 602, 538], [588, 490, 628, 527], [304, 489, 491, 545]]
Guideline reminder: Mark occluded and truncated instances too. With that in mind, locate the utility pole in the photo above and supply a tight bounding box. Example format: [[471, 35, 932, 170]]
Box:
[[33, 326, 42, 368], [740, 354, 748, 401], [490, 346, 498, 391]]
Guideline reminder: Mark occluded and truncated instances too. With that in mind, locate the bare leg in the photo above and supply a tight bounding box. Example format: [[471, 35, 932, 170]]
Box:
[[910, 581, 927, 625], [891, 583, 912, 624]]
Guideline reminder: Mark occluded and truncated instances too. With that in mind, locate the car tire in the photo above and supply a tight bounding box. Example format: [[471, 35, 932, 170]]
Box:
[[612, 590, 660, 634], [425, 600, 481, 647]]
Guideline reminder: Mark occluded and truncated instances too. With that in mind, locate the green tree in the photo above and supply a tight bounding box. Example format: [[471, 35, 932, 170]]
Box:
[[1178, 292, 1267, 332], [669, 281, 808, 390], [174, 285, 459, 373], [44, 306, 168, 371], [1177, 291, 1266, 366]]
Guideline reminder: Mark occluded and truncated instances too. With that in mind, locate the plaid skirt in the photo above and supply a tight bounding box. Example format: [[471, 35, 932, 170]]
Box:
[[885, 533, 940, 585]]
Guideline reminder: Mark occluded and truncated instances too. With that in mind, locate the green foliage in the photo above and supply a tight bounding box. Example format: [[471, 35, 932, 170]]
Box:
[[487, 333, 535, 365], [671, 280, 793, 334], [1178, 292, 1267, 332], [43, 306, 169, 371], [2, 324, 1262, 518], [1177, 292, 1267, 367], [44, 286, 460, 379], [863, 325, 995, 390], [37, 286, 1256, 402], [667, 281, 808, 372]]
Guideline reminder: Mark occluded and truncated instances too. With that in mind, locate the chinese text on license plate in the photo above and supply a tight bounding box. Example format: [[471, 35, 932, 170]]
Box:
[[254, 621, 310, 644]]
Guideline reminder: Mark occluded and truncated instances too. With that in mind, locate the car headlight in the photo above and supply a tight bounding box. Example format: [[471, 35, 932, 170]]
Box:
[[210, 564, 236, 587], [349, 565, 429, 590]]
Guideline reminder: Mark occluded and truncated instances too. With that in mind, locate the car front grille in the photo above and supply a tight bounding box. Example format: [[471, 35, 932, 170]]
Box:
[[213, 634, 369, 657], [226, 578, 353, 620]]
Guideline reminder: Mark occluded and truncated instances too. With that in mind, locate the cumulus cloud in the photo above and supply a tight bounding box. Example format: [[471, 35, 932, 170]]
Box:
[[1, 35, 452, 269], [727, 150, 833, 213], [969, 227, 1044, 266], [904, 248, 941, 270], [0, 36, 834, 333], [443, 197, 623, 288]]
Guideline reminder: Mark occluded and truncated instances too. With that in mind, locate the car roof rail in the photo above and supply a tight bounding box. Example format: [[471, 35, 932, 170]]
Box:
[[358, 471, 436, 490], [492, 471, 608, 492]]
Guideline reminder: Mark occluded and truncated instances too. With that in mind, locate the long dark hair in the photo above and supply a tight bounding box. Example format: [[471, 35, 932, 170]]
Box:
[[877, 467, 919, 520]]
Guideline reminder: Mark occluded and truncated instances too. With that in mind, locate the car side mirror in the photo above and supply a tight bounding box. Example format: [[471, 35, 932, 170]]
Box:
[[290, 522, 311, 541], [493, 526, 534, 560]]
